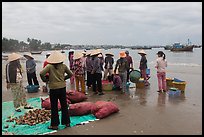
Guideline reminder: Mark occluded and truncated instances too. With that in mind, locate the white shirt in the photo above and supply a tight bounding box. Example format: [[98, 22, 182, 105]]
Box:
[[155, 57, 167, 73]]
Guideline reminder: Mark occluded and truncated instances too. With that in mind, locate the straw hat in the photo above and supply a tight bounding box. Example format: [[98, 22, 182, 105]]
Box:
[[119, 51, 126, 58], [85, 51, 91, 56], [73, 52, 83, 60], [82, 51, 86, 55], [7, 53, 22, 62], [24, 53, 34, 59], [90, 49, 101, 56], [105, 52, 114, 56], [98, 54, 103, 58], [115, 69, 119, 75], [138, 50, 146, 55], [46, 51, 66, 64]]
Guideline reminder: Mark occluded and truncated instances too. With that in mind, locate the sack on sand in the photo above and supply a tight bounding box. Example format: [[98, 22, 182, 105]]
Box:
[[66, 90, 87, 103], [41, 97, 61, 110], [93, 101, 119, 119], [69, 102, 99, 116]]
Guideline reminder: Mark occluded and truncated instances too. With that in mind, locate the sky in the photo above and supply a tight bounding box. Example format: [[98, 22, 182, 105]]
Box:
[[2, 2, 202, 46]]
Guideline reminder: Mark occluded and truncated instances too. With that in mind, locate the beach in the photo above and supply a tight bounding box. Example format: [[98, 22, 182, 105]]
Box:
[[2, 48, 202, 135]]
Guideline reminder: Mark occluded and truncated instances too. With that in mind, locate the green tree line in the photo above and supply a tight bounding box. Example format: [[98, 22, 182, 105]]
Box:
[[2, 37, 52, 52]]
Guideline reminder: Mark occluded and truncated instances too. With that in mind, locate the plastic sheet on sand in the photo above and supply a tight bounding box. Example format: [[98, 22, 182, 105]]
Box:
[[2, 97, 97, 135]]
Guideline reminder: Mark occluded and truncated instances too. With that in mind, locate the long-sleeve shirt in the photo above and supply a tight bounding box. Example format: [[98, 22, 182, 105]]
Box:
[[114, 58, 129, 73], [104, 56, 114, 69], [139, 56, 147, 70], [6, 60, 22, 83], [86, 56, 93, 72], [155, 57, 167, 73], [26, 59, 36, 74], [92, 57, 102, 74], [73, 58, 85, 75], [40, 63, 73, 89]]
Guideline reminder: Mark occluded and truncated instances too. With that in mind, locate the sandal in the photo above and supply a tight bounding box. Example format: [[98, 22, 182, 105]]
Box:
[[24, 106, 33, 109], [48, 126, 58, 130], [15, 108, 21, 112]]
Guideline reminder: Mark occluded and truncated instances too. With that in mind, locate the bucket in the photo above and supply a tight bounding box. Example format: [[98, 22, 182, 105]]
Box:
[[129, 69, 141, 83], [166, 78, 173, 87], [102, 80, 113, 91], [136, 78, 145, 88], [146, 68, 150, 75], [26, 85, 39, 93], [172, 81, 186, 91]]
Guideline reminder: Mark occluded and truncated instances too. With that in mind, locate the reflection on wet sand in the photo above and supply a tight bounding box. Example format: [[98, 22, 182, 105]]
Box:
[[168, 91, 186, 105]]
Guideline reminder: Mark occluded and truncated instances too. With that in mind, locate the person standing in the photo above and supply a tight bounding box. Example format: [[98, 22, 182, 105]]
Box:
[[103, 53, 114, 81], [40, 51, 73, 130], [68, 50, 75, 84], [85, 51, 93, 89], [125, 50, 133, 82], [138, 50, 149, 86], [42, 53, 51, 93], [114, 51, 129, 93], [91, 50, 104, 95], [24, 53, 39, 86], [73, 52, 86, 94], [6, 53, 33, 112], [155, 51, 167, 92]]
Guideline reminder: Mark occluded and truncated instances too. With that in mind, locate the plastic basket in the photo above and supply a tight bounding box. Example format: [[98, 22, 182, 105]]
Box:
[[146, 68, 150, 75], [172, 81, 186, 91], [102, 80, 113, 91], [26, 85, 39, 93], [166, 78, 173, 87], [168, 89, 181, 97], [136, 78, 145, 88], [129, 69, 141, 83]]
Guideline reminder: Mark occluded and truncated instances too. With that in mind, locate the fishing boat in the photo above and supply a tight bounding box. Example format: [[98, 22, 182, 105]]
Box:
[[164, 45, 173, 50], [170, 42, 193, 52], [30, 51, 42, 54]]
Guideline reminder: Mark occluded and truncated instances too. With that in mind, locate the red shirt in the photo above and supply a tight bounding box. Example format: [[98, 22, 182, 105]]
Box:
[[43, 60, 49, 77]]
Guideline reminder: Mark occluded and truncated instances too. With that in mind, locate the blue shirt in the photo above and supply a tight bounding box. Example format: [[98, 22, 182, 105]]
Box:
[[26, 59, 36, 73]]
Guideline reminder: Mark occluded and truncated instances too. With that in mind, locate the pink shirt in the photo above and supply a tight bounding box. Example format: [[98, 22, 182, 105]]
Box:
[[155, 57, 167, 73]]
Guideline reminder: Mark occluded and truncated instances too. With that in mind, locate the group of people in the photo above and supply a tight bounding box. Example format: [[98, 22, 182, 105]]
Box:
[[5, 49, 167, 130]]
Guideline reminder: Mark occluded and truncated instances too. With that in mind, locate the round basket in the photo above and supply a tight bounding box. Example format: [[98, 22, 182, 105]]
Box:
[[129, 69, 141, 83], [102, 80, 113, 91]]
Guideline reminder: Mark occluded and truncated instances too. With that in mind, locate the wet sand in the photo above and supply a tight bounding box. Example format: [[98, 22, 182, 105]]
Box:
[[2, 61, 202, 135]]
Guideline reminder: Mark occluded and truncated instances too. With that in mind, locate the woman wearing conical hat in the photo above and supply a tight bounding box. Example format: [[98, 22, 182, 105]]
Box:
[[73, 52, 86, 94], [40, 51, 73, 130], [90, 50, 104, 95], [103, 52, 114, 81], [138, 50, 149, 86], [6, 53, 33, 112], [23, 53, 39, 86]]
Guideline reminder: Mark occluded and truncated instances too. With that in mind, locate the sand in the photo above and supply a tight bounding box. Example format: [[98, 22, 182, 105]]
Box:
[[2, 60, 202, 135]]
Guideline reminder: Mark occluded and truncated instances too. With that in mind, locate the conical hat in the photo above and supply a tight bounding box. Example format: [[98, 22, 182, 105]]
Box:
[[73, 52, 83, 60], [105, 52, 114, 56], [8, 53, 22, 62], [98, 54, 103, 57], [90, 49, 102, 56], [24, 53, 34, 59], [46, 51, 66, 64], [138, 50, 146, 55]]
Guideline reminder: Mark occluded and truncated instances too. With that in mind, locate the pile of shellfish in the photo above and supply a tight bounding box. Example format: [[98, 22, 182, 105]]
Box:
[[6, 109, 51, 126]]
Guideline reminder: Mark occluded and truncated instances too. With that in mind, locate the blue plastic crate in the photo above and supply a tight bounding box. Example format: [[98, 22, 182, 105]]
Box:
[[168, 89, 181, 97], [173, 78, 185, 82]]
